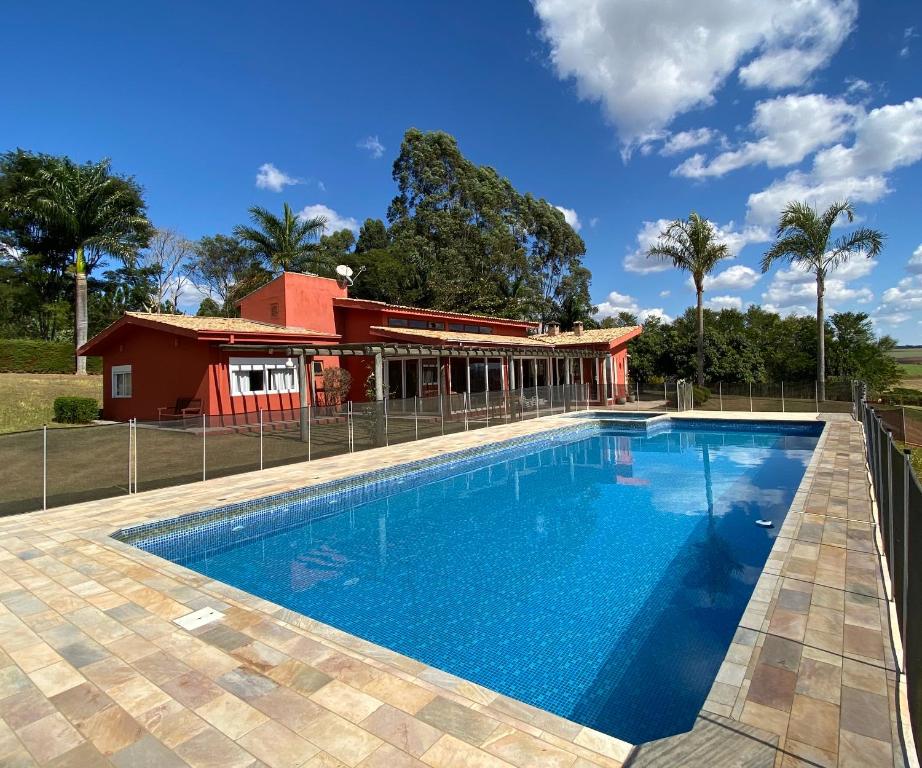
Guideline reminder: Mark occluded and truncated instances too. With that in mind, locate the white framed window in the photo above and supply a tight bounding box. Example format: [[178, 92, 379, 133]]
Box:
[[229, 357, 299, 397], [112, 365, 132, 399]]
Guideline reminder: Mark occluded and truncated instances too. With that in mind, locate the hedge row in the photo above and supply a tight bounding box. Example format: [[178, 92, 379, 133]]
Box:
[[53, 397, 100, 424], [0, 339, 102, 374]]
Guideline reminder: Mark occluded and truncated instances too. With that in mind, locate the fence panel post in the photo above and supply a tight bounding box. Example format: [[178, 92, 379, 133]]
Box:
[[439, 393, 445, 436], [815, 380, 819, 413], [414, 396, 419, 440], [308, 404, 312, 461], [127, 419, 132, 495], [535, 385, 540, 418], [781, 381, 785, 413], [903, 449, 911, 640], [202, 414, 206, 482], [259, 409, 263, 471], [749, 382, 753, 413], [719, 382, 723, 412], [886, 429, 895, 581], [42, 424, 47, 511]]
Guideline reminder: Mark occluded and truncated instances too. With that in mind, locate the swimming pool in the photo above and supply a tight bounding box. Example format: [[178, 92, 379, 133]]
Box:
[[121, 418, 821, 744]]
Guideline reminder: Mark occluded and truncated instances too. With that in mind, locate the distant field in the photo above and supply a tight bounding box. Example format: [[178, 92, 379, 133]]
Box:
[[0, 373, 103, 434], [889, 347, 922, 363]]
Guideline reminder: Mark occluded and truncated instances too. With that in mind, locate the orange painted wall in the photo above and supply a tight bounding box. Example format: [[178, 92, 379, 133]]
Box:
[[96, 326, 212, 422], [239, 273, 346, 333]]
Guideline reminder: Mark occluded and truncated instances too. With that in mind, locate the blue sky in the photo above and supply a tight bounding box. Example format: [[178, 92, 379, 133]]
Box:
[[4, 1, 922, 340]]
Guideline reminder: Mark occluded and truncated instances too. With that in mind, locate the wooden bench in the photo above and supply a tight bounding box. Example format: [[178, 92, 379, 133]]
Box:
[[157, 398, 203, 421]]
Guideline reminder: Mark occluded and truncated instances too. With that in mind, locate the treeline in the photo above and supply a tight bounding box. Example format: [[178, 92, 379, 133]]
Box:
[[0, 128, 593, 348], [613, 306, 900, 390]]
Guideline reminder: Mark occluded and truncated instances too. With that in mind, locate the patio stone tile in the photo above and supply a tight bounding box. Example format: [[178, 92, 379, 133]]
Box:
[[237, 720, 320, 768], [56, 640, 109, 669], [837, 728, 893, 767], [49, 681, 114, 728], [0, 687, 57, 730], [77, 703, 144, 755], [746, 664, 797, 712], [839, 685, 892, 742], [776, 589, 810, 614], [311, 680, 383, 724], [843, 624, 883, 661], [360, 674, 435, 716], [767, 609, 806, 643], [174, 726, 257, 768], [16, 712, 84, 764], [9, 642, 62, 673], [196, 691, 268, 739], [110, 733, 188, 768], [269, 660, 333, 698], [196, 624, 253, 652], [250, 687, 325, 733], [105, 673, 171, 716], [420, 734, 512, 768], [358, 743, 426, 768], [483, 728, 577, 768], [758, 635, 801, 674], [360, 704, 441, 758], [45, 741, 111, 768], [27, 661, 84, 698], [785, 694, 839, 754], [417, 696, 500, 746], [218, 667, 278, 702], [793, 658, 840, 705], [300, 709, 383, 766], [841, 658, 888, 696], [162, 670, 225, 709], [132, 649, 192, 685], [778, 738, 835, 768], [738, 700, 789, 738]]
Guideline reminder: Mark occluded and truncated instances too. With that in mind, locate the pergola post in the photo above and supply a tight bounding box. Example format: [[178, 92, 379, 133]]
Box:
[[298, 352, 308, 442]]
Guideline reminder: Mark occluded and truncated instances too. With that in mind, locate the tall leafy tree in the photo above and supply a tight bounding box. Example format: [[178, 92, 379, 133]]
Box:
[[234, 203, 326, 273], [187, 234, 268, 316], [0, 151, 151, 373], [647, 212, 730, 385], [761, 201, 884, 400]]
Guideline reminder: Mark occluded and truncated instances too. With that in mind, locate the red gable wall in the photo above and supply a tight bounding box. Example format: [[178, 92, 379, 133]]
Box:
[[238, 273, 346, 333]]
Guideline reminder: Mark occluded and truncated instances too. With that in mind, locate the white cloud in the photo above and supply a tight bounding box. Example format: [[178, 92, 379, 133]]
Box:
[[902, 27, 917, 58], [761, 258, 875, 312], [256, 163, 301, 192], [659, 289, 671, 297], [674, 94, 858, 178], [532, 0, 857, 149], [589, 217, 599, 228], [746, 97, 922, 227], [297, 204, 359, 234], [845, 77, 871, 97], [594, 290, 671, 323], [659, 128, 722, 156], [357, 135, 385, 159], [706, 295, 743, 310], [880, 277, 922, 315], [907, 244, 922, 275], [624, 218, 768, 273], [702, 265, 761, 291], [554, 205, 582, 231]]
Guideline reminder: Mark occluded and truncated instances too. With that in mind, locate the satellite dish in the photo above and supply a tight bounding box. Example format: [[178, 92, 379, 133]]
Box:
[[335, 264, 354, 288]]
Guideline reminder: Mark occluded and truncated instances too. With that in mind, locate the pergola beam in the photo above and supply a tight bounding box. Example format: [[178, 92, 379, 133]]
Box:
[[220, 342, 607, 359]]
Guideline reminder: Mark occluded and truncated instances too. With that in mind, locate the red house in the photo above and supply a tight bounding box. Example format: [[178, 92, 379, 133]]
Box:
[[79, 272, 641, 422]]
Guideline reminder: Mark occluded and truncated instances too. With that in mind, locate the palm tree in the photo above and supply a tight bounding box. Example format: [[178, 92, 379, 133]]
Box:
[[2, 154, 151, 374], [647, 212, 729, 386], [761, 201, 883, 401], [234, 203, 327, 273]]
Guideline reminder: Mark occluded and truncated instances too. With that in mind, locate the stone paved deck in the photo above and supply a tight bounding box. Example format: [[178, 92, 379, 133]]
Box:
[[0, 412, 910, 767]]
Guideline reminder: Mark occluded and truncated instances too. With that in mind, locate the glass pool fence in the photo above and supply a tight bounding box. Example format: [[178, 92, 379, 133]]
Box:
[[0, 378, 855, 516], [858, 397, 922, 760]]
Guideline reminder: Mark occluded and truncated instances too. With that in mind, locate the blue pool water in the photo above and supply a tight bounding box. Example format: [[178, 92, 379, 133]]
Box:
[[125, 419, 821, 744]]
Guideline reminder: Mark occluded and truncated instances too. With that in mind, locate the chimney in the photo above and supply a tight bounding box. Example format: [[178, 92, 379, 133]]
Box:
[[546, 322, 560, 337], [573, 321, 583, 336]]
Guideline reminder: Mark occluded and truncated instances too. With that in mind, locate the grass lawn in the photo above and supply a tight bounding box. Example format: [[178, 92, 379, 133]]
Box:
[[0, 373, 103, 434]]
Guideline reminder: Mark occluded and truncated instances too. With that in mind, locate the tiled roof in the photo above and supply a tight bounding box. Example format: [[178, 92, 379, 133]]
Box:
[[533, 326, 642, 345], [369, 326, 554, 347], [334, 298, 538, 327], [124, 312, 321, 335]]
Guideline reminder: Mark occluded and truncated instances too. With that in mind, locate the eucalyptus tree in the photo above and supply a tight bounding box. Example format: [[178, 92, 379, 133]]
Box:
[[761, 201, 883, 400], [234, 202, 327, 273], [647, 212, 730, 386], [0, 151, 151, 373]]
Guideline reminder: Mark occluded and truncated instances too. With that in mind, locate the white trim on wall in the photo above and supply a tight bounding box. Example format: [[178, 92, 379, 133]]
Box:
[[228, 357, 299, 397]]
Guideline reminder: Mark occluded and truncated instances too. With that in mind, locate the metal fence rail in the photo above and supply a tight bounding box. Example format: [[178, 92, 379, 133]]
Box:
[[857, 397, 922, 758]]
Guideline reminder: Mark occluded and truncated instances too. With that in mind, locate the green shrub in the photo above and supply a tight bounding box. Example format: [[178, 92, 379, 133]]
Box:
[[53, 397, 99, 424], [693, 385, 711, 405], [0, 339, 101, 374]]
